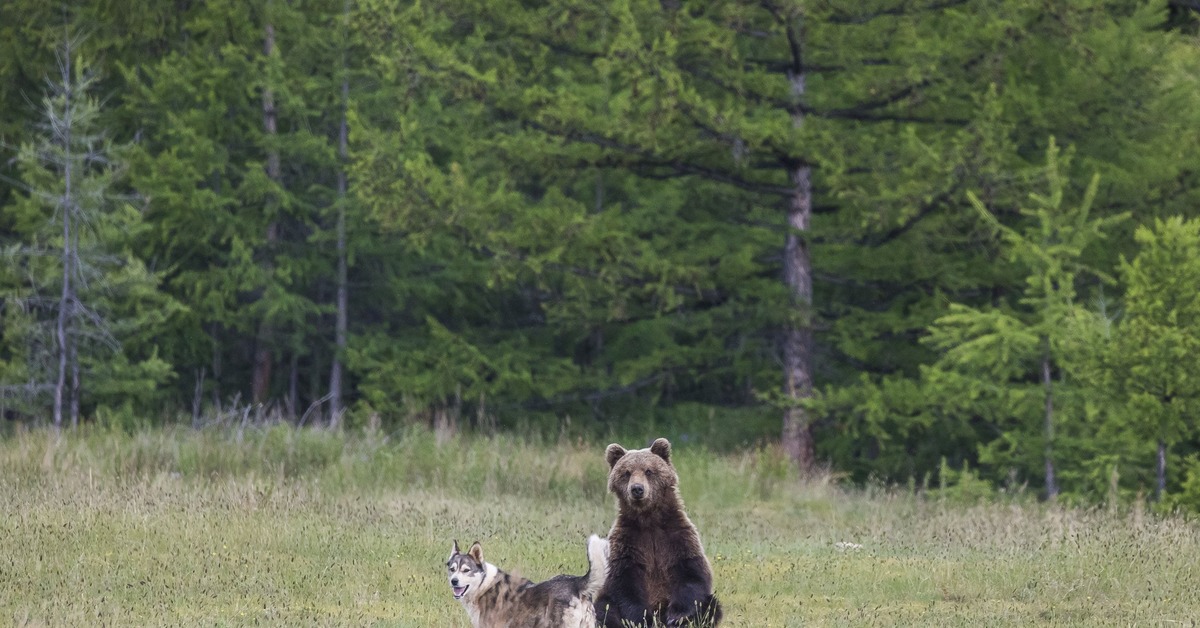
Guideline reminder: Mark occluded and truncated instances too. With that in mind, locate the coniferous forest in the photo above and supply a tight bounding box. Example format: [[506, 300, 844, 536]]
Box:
[[2, 0, 1200, 506]]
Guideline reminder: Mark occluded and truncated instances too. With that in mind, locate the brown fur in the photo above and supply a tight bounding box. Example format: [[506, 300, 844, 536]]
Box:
[[595, 438, 723, 627]]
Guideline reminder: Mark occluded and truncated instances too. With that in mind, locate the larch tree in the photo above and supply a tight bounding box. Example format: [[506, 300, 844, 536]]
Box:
[[758, 0, 1199, 480], [1110, 218, 1200, 500], [414, 0, 1048, 471], [923, 142, 1126, 499], [121, 0, 345, 418]]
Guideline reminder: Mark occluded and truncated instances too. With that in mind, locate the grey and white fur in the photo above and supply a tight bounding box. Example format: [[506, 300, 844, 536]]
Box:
[[447, 535, 609, 628]]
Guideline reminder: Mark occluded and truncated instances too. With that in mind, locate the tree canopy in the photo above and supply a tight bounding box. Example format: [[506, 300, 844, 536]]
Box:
[[2, 0, 1200, 507]]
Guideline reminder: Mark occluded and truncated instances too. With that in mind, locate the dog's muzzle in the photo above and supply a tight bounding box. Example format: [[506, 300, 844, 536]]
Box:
[[451, 578, 469, 599]]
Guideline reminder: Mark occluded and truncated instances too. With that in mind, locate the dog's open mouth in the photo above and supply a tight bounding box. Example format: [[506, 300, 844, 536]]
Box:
[[453, 584, 469, 599]]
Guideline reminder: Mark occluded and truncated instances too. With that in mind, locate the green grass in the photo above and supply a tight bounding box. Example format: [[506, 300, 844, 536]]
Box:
[[2, 425, 1200, 626]]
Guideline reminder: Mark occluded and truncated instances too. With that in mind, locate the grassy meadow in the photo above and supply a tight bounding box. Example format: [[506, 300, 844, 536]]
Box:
[[2, 424, 1200, 626]]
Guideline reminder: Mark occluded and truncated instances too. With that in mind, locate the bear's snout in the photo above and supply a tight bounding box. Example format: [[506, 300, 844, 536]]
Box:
[[630, 483, 646, 499]]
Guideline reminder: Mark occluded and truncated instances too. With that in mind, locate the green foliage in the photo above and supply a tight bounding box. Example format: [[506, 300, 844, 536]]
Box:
[[1117, 217, 1200, 436], [919, 142, 1126, 497], [0, 37, 178, 420], [1, 1, 1200, 506], [932, 458, 998, 505], [1069, 217, 1200, 505], [1164, 455, 1200, 514]]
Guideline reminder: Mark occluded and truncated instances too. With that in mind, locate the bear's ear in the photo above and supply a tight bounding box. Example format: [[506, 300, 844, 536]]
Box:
[[468, 541, 484, 563], [650, 438, 671, 463], [605, 444, 627, 469]]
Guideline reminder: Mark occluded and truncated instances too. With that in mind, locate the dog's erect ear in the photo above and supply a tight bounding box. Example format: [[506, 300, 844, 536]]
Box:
[[468, 541, 484, 563], [650, 438, 671, 463], [448, 539, 461, 562], [605, 444, 627, 469]]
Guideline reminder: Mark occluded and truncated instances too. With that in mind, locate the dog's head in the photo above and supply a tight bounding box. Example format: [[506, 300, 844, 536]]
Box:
[[446, 539, 486, 601]]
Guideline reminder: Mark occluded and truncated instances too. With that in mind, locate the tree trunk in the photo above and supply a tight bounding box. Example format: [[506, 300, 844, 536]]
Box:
[[1157, 438, 1167, 501], [209, 324, 222, 409], [781, 167, 815, 473], [288, 352, 299, 420], [780, 18, 815, 473], [53, 46, 75, 431], [1042, 349, 1058, 500], [192, 369, 205, 428], [253, 19, 280, 405], [69, 344, 80, 427], [328, 0, 350, 429], [54, 204, 70, 429]]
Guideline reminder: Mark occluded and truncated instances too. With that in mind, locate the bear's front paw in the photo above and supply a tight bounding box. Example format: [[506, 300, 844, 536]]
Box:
[[665, 602, 697, 626]]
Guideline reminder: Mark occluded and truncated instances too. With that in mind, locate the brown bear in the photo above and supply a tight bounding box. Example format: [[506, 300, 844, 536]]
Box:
[[594, 438, 723, 627]]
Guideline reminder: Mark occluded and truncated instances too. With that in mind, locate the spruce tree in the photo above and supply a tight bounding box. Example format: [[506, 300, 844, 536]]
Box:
[[1, 36, 174, 425]]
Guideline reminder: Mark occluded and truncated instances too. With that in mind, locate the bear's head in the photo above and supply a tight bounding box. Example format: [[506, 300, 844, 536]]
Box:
[[605, 438, 678, 512]]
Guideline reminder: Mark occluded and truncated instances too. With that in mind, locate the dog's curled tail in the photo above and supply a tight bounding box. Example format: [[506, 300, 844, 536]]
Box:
[[581, 534, 609, 599]]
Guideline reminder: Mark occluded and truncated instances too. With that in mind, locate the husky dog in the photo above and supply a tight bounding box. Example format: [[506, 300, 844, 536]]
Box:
[[447, 535, 609, 628]]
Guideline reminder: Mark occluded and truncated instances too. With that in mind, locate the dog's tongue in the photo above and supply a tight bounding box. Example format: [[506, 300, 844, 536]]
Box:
[[453, 585, 467, 598]]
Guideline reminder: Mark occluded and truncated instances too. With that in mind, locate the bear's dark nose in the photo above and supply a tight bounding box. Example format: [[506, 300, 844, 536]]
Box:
[[631, 483, 645, 499]]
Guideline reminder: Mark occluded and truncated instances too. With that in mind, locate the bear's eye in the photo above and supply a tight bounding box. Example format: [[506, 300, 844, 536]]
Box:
[[644, 469, 654, 477], [622, 470, 631, 479]]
